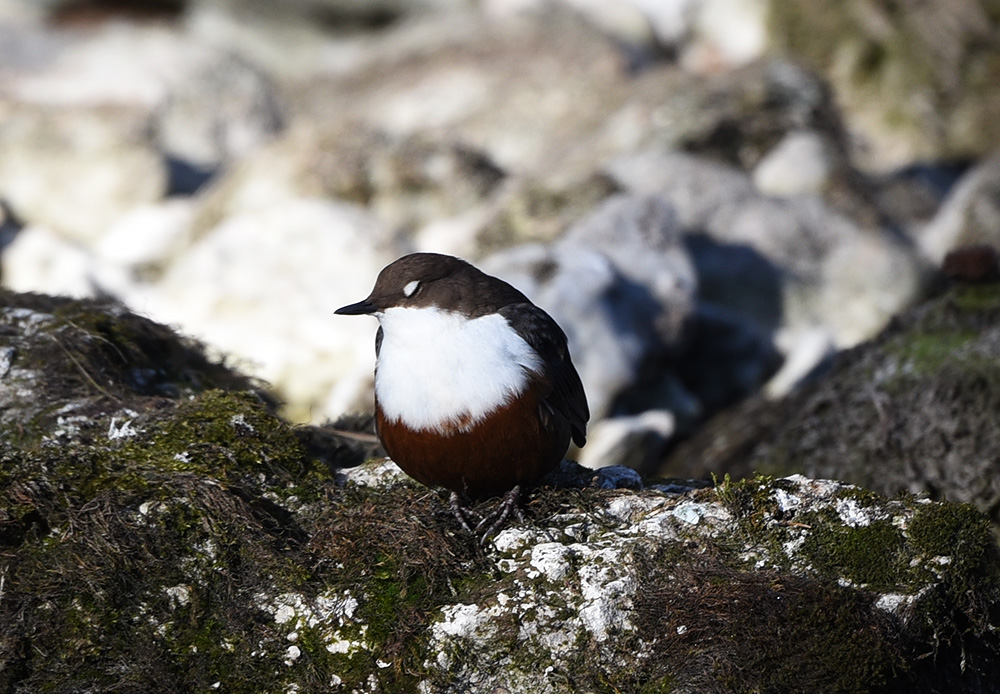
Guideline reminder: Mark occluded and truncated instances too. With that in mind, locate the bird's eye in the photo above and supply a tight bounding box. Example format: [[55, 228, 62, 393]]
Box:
[[403, 280, 420, 298]]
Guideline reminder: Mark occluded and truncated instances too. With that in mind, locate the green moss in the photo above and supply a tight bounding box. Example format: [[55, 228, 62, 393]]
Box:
[[832, 485, 884, 508], [142, 390, 309, 476], [303, 483, 496, 690], [889, 331, 979, 375], [714, 473, 776, 517], [639, 676, 677, 694], [0, 389, 325, 525], [908, 502, 999, 599], [713, 473, 780, 539], [949, 283, 1000, 313], [799, 515, 912, 592], [633, 553, 906, 694]]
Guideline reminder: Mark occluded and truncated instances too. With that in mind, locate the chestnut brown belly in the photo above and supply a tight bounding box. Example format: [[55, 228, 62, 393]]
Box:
[[375, 384, 569, 500]]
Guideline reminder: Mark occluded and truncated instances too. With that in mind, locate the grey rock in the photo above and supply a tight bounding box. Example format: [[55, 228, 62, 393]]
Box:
[[576, 409, 676, 470], [2, 290, 998, 693], [486, 195, 780, 467], [752, 129, 833, 196], [0, 103, 167, 244], [195, 126, 506, 240], [917, 153, 1000, 264], [0, 18, 68, 73], [184, 0, 477, 80], [561, 194, 697, 344], [641, 60, 844, 171], [770, 0, 1000, 171], [608, 149, 929, 348], [3, 16, 284, 194], [153, 51, 284, 191], [1, 223, 99, 298], [606, 149, 754, 229], [132, 198, 399, 423], [662, 282, 1000, 529], [289, 7, 638, 177]]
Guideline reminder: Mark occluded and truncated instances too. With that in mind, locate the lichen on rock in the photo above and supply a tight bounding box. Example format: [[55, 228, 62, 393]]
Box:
[[1, 291, 999, 693]]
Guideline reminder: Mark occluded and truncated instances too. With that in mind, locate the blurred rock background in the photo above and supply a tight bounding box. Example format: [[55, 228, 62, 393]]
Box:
[[1, 0, 998, 472]]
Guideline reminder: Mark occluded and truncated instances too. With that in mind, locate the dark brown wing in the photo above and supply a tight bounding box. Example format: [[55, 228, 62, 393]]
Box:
[[498, 303, 589, 447]]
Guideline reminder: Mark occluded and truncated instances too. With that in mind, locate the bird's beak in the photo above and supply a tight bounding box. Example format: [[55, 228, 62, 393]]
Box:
[[335, 298, 378, 315]]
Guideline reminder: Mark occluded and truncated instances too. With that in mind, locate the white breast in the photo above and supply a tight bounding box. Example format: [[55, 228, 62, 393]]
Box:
[[374, 306, 544, 433]]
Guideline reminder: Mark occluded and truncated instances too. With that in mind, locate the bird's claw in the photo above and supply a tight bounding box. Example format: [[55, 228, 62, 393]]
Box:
[[474, 486, 525, 545]]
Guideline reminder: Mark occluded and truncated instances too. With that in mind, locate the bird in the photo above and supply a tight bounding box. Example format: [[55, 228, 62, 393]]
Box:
[[335, 252, 588, 540]]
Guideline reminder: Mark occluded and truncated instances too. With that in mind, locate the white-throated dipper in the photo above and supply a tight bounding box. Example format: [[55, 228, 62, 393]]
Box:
[[336, 252, 588, 539]]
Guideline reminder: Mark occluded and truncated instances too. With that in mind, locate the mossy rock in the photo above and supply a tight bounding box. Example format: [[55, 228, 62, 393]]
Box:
[[2, 291, 1000, 692], [663, 282, 1000, 532], [768, 0, 1000, 167]]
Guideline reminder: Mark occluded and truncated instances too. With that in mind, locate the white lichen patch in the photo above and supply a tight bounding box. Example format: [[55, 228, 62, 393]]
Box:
[[671, 500, 730, 527], [836, 498, 872, 527], [255, 589, 368, 661], [338, 458, 411, 489], [425, 528, 644, 687], [108, 416, 139, 440], [784, 474, 842, 499], [230, 413, 255, 435], [0, 307, 54, 335], [0, 345, 16, 378], [138, 500, 164, 516], [259, 591, 359, 630], [874, 585, 929, 616], [875, 593, 910, 614], [577, 548, 634, 641], [434, 603, 493, 640], [428, 603, 503, 672], [492, 527, 545, 554], [774, 488, 801, 513], [783, 534, 807, 556], [528, 543, 574, 582], [283, 645, 301, 666], [165, 584, 191, 609], [51, 414, 89, 439], [605, 495, 666, 523]]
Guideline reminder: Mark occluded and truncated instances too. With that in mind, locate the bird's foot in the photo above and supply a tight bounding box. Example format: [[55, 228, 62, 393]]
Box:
[[475, 485, 526, 546], [450, 491, 482, 534]]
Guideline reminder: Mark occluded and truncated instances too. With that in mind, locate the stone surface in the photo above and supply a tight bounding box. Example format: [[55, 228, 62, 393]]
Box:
[[1, 223, 97, 297], [91, 199, 196, 270], [576, 409, 675, 470], [0, 290, 997, 692], [917, 154, 1000, 265], [152, 49, 285, 175], [662, 281, 1000, 530], [196, 125, 507, 242], [130, 198, 398, 422], [752, 129, 833, 196], [0, 102, 167, 244], [608, 149, 930, 349], [769, 0, 1000, 171], [560, 194, 696, 344]]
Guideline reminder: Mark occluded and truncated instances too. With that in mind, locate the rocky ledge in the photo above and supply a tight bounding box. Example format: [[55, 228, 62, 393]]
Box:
[[1, 290, 999, 693]]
